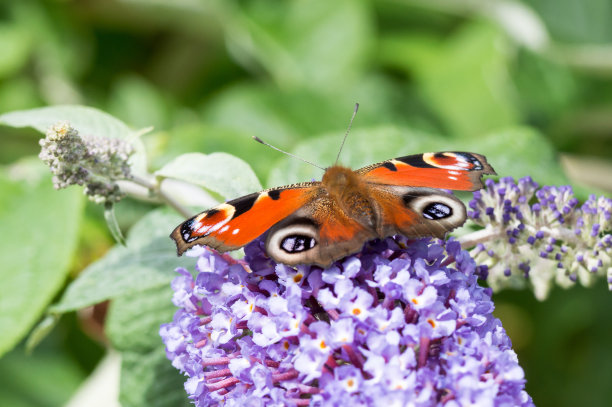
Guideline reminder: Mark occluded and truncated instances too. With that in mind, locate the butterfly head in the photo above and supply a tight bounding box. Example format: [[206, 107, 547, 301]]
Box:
[[322, 165, 360, 192]]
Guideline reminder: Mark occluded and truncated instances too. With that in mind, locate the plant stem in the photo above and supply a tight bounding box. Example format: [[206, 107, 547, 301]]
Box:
[[457, 227, 503, 249], [127, 175, 192, 218]]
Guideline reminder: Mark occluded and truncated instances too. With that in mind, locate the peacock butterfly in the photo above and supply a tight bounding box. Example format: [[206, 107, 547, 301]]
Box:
[[170, 149, 495, 267]]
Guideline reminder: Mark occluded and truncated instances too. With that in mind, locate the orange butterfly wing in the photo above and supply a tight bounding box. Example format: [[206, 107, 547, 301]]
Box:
[[367, 184, 468, 240], [263, 192, 375, 267], [170, 184, 317, 255], [357, 152, 495, 191]]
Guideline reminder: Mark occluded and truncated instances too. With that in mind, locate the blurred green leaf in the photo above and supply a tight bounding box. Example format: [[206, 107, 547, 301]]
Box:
[[514, 50, 577, 125], [202, 80, 424, 143], [106, 285, 177, 352], [155, 152, 262, 199], [381, 22, 518, 137], [50, 209, 191, 313], [120, 348, 190, 407], [10, 1, 90, 104], [495, 281, 612, 407], [108, 76, 170, 130], [0, 76, 42, 112], [225, 0, 373, 90], [201, 84, 301, 146], [525, 0, 612, 44], [0, 105, 148, 176], [0, 22, 33, 79], [0, 165, 83, 357], [0, 348, 85, 407]]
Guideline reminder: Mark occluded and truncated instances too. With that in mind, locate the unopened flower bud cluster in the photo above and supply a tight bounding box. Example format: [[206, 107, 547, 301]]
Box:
[[39, 121, 134, 203]]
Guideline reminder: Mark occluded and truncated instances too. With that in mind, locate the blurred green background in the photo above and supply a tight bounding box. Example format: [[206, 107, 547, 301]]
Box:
[[0, 0, 611, 406]]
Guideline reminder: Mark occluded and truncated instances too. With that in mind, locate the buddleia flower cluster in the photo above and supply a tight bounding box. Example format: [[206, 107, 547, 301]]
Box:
[[160, 236, 533, 406], [39, 121, 134, 203], [467, 176, 612, 299]]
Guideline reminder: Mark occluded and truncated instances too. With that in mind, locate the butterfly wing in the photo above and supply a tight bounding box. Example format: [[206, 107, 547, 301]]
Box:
[[262, 184, 468, 268], [264, 191, 377, 268], [170, 183, 318, 255], [356, 152, 495, 191], [366, 184, 467, 239]]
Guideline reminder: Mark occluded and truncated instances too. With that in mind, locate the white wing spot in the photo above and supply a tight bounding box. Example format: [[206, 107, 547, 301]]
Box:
[[206, 219, 231, 236], [232, 228, 240, 235], [448, 176, 458, 180], [220, 225, 230, 233], [194, 222, 211, 235]]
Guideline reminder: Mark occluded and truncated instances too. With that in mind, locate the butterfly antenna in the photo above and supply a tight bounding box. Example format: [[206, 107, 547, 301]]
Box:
[[252, 136, 326, 171], [335, 103, 359, 166]]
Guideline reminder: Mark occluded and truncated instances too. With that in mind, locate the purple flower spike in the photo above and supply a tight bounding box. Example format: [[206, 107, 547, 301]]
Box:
[[466, 176, 612, 300], [161, 237, 533, 406]]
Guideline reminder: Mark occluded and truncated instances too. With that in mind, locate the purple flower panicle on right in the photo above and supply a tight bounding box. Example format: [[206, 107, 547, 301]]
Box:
[[467, 176, 612, 299], [160, 237, 533, 406]]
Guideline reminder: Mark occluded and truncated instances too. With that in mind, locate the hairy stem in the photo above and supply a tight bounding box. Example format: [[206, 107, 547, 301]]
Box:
[[457, 227, 503, 249], [127, 175, 192, 218]]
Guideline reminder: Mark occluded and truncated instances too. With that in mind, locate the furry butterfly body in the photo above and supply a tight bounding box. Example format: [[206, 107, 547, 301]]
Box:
[[171, 152, 495, 267]]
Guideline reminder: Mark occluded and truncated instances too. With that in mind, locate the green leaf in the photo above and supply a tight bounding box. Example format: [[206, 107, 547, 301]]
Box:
[[381, 22, 518, 137], [155, 152, 262, 199], [201, 84, 301, 148], [525, 0, 612, 43], [0, 76, 42, 113], [0, 348, 86, 407], [106, 285, 177, 352], [0, 22, 33, 79], [0, 105, 147, 176], [120, 348, 191, 407], [514, 50, 577, 120], [0, 105, 131, 139], [50, 209, 192, 313], [201, 81, 421, 146], [107, 75, 170, 130], [0, 165, 83, 357], [226, 0, 373, 89]]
